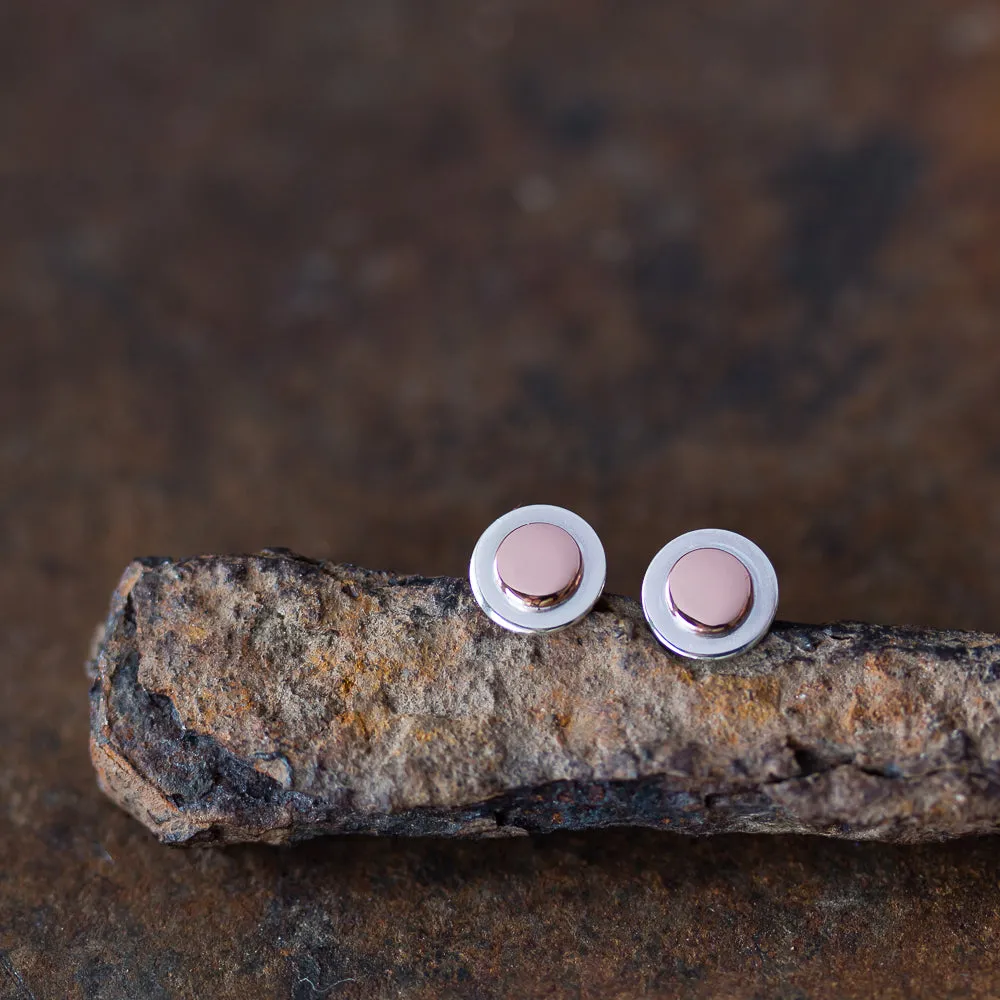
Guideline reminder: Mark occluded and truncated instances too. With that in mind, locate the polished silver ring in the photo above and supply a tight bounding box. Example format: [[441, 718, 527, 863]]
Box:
[[469, 504, 606, 633], [641, 528, 778, 659]]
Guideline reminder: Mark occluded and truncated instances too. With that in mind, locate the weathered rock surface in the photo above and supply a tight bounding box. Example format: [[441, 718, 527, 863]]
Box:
[[88, 551, 1000, 845]]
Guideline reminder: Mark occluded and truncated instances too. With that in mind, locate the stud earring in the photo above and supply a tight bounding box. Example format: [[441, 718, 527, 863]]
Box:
[[641, 528, 778, 659], [469, 504, 606, 633]]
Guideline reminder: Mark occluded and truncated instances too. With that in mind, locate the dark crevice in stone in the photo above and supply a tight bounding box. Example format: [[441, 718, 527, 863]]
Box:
[[100, 632, 319, 842], [792, 746, 831, 779], [857, 763, 904, 780]]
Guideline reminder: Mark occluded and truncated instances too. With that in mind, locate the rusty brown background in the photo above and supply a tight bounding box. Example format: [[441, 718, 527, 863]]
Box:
[[3, 1, 1000, 997]]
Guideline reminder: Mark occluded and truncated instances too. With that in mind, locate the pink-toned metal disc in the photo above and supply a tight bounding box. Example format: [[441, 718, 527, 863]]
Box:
[[667, 547, 752, 629], [495, 522, 582, 600]]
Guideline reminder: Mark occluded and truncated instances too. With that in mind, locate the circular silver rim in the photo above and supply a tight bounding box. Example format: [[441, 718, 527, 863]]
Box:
[[641, 528, 778, 659], [469, 505, 606, 633]]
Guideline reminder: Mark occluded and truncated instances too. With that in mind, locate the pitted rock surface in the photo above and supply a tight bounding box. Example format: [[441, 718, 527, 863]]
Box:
[[89, 553, 1000, 845]]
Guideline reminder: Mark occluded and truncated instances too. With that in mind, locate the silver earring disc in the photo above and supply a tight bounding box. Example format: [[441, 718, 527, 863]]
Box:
[[642, 528, 778, 659], [470, 504, 606, 633]]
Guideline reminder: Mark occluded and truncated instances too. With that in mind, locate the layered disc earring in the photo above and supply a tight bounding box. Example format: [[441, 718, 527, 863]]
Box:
[[642, 528, 778, 659], [469, 504, 606, 633]]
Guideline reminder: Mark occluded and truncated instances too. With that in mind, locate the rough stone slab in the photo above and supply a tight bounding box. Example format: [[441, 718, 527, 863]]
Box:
[[86, 551, 1000, 846]]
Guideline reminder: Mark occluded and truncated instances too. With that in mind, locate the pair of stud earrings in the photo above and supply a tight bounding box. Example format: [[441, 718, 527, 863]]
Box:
[[469, 504, 778, 659]]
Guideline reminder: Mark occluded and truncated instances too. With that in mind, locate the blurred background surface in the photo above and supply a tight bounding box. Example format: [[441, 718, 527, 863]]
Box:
[[3, 1, 1000, 996]]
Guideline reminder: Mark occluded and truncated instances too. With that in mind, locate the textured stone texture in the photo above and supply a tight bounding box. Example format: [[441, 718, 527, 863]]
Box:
[[90, 552, 1000, 845], [7, 0, 1000, 995]]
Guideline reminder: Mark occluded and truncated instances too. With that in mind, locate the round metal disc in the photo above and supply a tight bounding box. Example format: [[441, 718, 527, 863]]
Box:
[[642, 528, 778, 659], [469, 505, 606, 633]]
